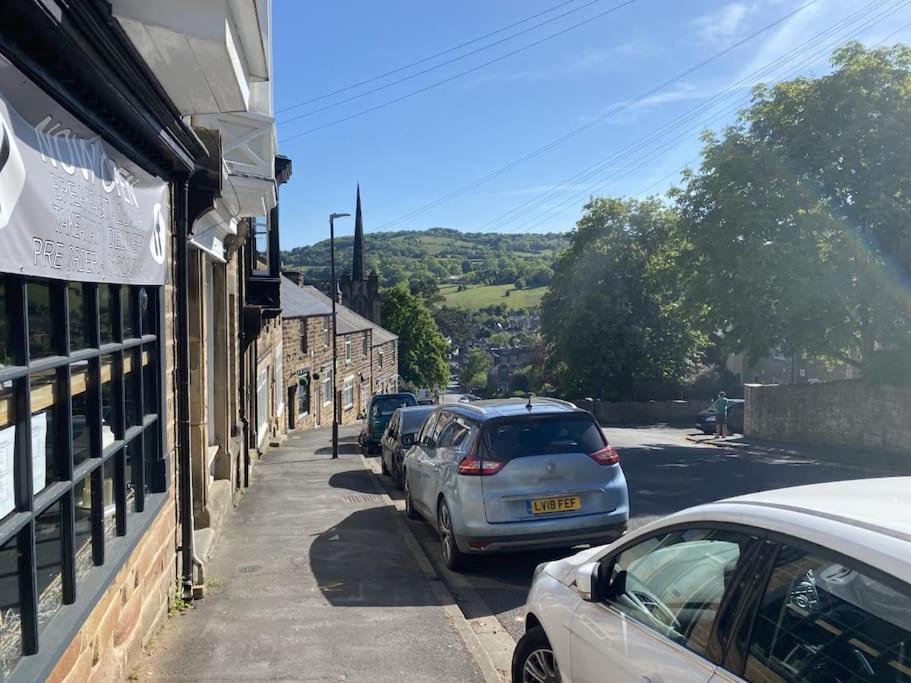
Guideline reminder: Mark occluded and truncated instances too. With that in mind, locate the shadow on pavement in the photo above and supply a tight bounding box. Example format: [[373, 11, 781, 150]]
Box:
[[309, 506, 444, 607], [314, 443, 362, 456], [620, 443, 884, 519], [328, 469, 381, 494]]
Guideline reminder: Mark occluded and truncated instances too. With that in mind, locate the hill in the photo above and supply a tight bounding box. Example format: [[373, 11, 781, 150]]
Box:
[[440, 283, 547, 310], [281, 227, 567, 291]]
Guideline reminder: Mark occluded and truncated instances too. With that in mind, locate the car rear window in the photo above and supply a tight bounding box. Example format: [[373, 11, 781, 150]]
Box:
[[372, 396, 415, 417], [400, 409, 434, 434], [483, 415, 606, 461]]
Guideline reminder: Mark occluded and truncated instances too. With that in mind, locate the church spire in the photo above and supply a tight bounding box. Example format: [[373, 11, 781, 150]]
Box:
[[352, 184, 365, 281]]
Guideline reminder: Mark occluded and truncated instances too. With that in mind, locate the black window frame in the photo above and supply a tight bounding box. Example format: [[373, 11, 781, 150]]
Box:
[[0, 275, 167, 674], [299, 320, 308, 354]]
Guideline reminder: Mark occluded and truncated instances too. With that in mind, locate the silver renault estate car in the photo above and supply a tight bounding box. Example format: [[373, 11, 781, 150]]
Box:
[[402, 398, 629, 570]]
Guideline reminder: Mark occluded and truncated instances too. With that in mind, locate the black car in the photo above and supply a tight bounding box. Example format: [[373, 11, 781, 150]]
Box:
[[380, 405, 436, 489], [696, 398, 744, 434]]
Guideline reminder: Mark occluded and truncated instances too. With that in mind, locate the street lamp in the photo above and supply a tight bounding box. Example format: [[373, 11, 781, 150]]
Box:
[[329, 211, 351, 459]]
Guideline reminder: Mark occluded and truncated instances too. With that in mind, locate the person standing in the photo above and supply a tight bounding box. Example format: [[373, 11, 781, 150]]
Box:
[[713, 391, 729, 438]]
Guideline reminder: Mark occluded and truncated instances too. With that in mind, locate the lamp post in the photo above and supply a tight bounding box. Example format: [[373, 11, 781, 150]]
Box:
[[329, 212, 351, 459]]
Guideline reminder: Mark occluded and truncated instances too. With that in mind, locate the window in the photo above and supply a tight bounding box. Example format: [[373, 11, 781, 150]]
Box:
[[745, 545, 911, 683], [604, 528, 757, 658], [323, 318, 330, 346], [345, 337, 352, 364], [386, 413, 398, 438], [256, 367, 268, 442], [273, 345, 284, 416], [300, 320, 308, 354], [0, 277, 163, 671], [252, 216, 270, 274], [297, 372, 310, 416], [379, 351, 384, 369], [343, 379, 354, 410], [483, 415, 605, 461], [438, 418, 474, 449], [363, 336, 368, 356], [418, 413, 441, 446], [321, 366, 332, 404]]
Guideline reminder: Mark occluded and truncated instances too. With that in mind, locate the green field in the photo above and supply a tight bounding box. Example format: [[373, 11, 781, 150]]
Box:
[[440, 284, 547, 310]]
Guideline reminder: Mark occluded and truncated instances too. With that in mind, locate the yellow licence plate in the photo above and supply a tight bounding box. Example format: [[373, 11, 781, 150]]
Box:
[[529, 496, 581, 515]]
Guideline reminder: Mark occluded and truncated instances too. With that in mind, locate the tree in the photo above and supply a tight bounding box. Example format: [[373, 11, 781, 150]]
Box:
[[675, 44, 911, 369], [514, 277, 526, 290], [541, 197, 705, 400], [460, 349, 491, 392], [381, 285, 449, 389]]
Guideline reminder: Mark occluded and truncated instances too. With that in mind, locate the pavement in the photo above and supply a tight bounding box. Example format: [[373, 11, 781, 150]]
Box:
[[138, 426, 485, 682]]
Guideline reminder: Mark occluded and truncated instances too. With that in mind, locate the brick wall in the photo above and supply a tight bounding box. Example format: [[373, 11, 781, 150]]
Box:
[[744, 380, 911, 455]]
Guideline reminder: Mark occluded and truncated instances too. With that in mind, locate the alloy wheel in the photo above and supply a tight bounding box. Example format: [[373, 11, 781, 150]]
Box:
[[522, 648, 559, 683], [439, 503, 453, 564]]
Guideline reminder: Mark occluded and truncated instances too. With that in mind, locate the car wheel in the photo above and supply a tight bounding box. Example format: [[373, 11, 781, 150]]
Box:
[[381, 453, 390, 476], [393, 458, 405, 491], [512, 626, 561, 683], [437, 499, 466, 571], [404, 476, 421, 520]]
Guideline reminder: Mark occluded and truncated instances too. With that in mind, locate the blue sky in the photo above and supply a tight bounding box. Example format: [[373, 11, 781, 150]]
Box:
[[273, 0, 911, 248]]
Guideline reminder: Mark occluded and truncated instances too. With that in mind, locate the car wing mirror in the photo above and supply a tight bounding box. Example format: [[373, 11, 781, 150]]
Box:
[[575, 561, 606, 602], [401, 433, 414, 447], [605, 568, 627, 602]]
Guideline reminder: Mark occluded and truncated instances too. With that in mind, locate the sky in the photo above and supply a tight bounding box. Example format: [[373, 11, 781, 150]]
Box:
[[273, 0, 911, 248]]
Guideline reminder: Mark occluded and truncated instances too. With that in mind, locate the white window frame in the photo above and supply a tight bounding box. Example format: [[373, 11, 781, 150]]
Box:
[[257, 366, 269, 445], [343, 377, 354, 410], [345, 337, 352, 364], [273, 344, 284, 419], [321, 365, 332, 404], [323, 317, 330, 346]]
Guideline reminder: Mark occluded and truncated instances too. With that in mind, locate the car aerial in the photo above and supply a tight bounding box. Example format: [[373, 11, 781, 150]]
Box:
[[380, 405, 436, 489], [402, 398, 629, 571], [358, 392, 417, 454], [512, 476, 911, 683], [696, 397, 744, 434]]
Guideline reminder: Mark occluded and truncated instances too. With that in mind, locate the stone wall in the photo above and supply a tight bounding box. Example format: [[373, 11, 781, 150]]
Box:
[[577, 398, 708, 425], [744, 380, 911, 455], [372, 340, 398, 395], [282, 315, 332, 431], [336, 329, 372, 426]]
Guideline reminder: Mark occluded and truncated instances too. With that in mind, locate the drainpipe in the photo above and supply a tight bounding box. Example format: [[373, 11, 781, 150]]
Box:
[[238, 256, 250, 489], [176, 176, 205, 599]]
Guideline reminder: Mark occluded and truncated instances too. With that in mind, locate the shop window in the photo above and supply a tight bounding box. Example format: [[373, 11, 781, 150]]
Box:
[[0, 273, 164, 668]]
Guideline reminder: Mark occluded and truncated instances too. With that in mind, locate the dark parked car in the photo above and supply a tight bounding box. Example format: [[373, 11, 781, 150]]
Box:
[[358, 392, 417, 454], [380, 405, 436, 489], [696, 398, 744, 434]]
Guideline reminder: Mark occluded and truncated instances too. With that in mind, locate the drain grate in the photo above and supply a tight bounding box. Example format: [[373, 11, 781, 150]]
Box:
[[238, 565, 261, 574], [343, 494, 382, 504]]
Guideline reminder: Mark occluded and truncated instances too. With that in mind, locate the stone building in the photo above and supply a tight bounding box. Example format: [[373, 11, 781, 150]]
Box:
[[0, 2, 287, 680], [338, 186, 382, 324], [281, 276, 400, 433]]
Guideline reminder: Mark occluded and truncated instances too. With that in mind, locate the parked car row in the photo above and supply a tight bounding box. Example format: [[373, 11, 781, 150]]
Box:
[[365, 397, 911, 683]]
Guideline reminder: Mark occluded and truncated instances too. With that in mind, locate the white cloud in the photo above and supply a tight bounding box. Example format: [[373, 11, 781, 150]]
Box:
[[692, 2, 755, 43]]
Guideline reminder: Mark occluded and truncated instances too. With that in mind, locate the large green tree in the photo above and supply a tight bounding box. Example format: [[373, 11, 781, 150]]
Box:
[[541, 197, 705, 400], [460, 349, 491, 392], [381, 285, 450, 389], [675, 43, 911, 369]]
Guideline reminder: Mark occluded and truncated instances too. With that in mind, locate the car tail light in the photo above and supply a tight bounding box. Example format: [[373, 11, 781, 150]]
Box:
[[457, 441, 505, 476], [589, 445, 619, 466]]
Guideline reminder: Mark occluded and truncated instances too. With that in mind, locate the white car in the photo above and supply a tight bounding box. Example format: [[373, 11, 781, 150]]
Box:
[[513, 477, 911, 683]]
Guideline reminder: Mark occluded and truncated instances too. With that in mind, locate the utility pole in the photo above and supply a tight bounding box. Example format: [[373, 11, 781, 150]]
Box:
[[329, 212, 351, 459]]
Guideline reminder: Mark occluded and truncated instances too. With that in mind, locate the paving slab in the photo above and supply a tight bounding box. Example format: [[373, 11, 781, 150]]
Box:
[[139, 426, 483, 682]]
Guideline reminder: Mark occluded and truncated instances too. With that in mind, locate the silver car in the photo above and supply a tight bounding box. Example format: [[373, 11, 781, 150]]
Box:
[[402, 398, 629, 570]]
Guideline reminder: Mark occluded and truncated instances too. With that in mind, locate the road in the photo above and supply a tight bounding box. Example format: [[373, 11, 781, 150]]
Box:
[[370, 424, 893, 643]]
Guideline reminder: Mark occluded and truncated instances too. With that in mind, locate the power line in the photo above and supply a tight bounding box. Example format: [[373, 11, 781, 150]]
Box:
[[480, 0, 898, 233], [278, 0, 603, 121], [507, 1, 911, 234], [277, 0, 586, 114], [278, 0, 641, 141], [372, 0, 819, 231]]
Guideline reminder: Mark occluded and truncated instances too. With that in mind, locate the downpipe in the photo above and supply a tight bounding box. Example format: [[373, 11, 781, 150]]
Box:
[[176, 176, 205, 599]]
